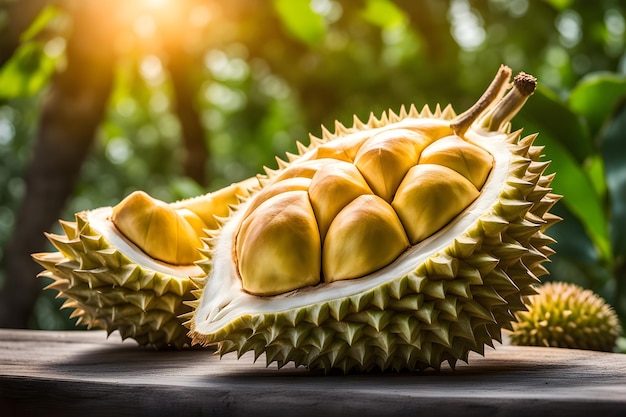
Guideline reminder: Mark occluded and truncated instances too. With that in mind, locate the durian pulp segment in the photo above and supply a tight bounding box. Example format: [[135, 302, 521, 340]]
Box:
[[86, 207, 204, 278], [190, 122, 512, 336]]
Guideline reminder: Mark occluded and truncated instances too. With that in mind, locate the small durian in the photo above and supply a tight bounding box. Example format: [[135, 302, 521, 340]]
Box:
[[509, 281, 622, 352]]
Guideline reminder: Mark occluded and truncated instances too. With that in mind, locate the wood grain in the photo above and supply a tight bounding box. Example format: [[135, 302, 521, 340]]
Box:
[[1, 329, 626, 416]]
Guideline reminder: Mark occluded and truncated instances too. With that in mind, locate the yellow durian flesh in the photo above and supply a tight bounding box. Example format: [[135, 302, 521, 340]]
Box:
[[235, 190, 321, 296], [269, 158, 341, 182], [177, 208, 208, 238], [235, 124, 492, 295], [302, 134, 364, 162], [111, 191, 204, 266], [308, 161, 373, 240], [241, 177, 312, 220], [171, 177, 260, 229], [418, 135, 494, 189], [392, 164, 480, 245], [352, 129, 427, 202], [323, 194, 409, 282]]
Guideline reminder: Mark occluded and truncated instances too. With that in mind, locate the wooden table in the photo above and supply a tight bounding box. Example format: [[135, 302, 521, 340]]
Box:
[[1, 329, 625, 416]]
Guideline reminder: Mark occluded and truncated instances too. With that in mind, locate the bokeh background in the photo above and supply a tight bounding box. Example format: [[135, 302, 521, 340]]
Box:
[[0, 0, 625, 349]]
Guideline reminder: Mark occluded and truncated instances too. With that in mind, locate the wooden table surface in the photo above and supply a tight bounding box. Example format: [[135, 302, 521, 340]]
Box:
[[1, 329, 625, 417]]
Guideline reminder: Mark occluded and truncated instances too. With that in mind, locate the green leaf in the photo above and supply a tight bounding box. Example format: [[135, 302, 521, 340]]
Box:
[[168, 177, 206, 201], [542, 0, 574, 10], [273, 0, 326, 46], [531, 129, 611, 260], [600, 101, 626, 258], [361, 0, 406, 29], [516, 85, 593, 164], [586, 154, 607, 201], [20, 5, 59, 42], [548, 202, 599, 265], [568, 72, 626, 140], [0, 42, 56, 98]]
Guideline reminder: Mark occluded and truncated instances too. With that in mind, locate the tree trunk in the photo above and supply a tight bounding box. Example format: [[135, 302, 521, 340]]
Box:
[[0, 0, 115, 328], [165, 44, 209, 186]]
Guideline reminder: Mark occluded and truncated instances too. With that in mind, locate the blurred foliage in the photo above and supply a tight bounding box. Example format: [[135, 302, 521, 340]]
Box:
[[1, 0, 626, 336]]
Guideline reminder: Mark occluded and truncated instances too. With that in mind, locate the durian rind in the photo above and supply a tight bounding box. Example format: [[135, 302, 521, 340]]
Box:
[[187, 106, 560, 372], [33, 210, 200, 348]]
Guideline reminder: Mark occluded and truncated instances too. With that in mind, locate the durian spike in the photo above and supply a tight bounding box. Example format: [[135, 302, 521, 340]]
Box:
[[398, 105, 408, 119], [296, 140, 308, 155], [387, 108, 399, 122], [352, 114, 366, 130], [334, 120, 349, 135]]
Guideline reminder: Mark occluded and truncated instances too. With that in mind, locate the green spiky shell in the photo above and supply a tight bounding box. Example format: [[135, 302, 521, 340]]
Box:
[[509, 281, 622, 351], [33, 209, 200, 348], [187, 104, 561, 372]]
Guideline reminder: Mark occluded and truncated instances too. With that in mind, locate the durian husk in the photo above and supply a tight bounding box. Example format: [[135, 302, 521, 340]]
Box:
[[33, 207, 203, 348], [509, 281, 622, 352], [186, 103, 562, 372]]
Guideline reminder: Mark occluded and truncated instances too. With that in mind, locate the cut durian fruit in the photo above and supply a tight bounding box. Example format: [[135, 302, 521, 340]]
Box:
[[509, 281, 622, 352], [185, 66, 561, 371], [33, 179, 259, 348]]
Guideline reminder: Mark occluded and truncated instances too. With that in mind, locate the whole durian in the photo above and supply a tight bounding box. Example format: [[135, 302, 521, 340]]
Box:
[[34, 65, 561, 370], [509, 281, 622, 352]]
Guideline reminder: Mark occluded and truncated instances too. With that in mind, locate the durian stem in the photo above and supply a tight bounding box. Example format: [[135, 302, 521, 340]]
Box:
[[450, 65, 512, 136], [478, 72, 537, 132]]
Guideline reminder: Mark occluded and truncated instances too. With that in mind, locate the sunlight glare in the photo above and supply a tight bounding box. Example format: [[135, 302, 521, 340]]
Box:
[[134, 14, 156, 38], [190, 5, 212, 28], [142, 0, 171, 10], [448, 0, 485, 51], [140, 55, 165, 84]]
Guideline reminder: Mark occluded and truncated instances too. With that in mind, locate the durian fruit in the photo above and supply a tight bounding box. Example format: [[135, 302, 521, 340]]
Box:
[[33, 179, 259, 348], [509, 281, 622, 352], [185, 65, 562, 371]]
